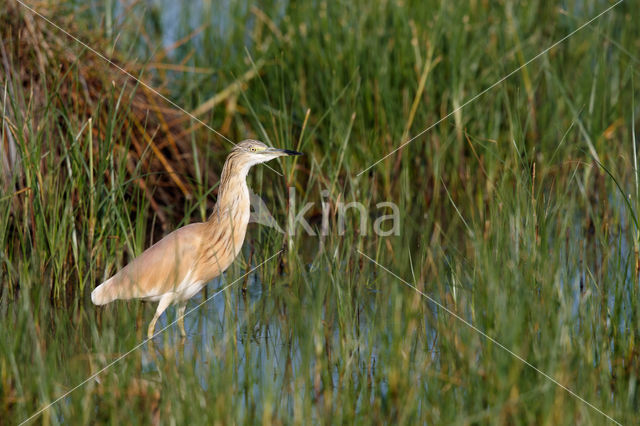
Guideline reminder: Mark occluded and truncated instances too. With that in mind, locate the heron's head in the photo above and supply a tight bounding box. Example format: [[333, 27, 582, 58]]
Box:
[[223, 139, 302, 179], [229, 139, 302, 168]]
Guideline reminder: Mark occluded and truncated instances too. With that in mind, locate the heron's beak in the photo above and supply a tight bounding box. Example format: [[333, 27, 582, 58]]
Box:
[[266, 148, 303, 156]]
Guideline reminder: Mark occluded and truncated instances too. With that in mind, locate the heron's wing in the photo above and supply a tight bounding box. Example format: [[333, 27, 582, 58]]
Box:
[[106, 223, 206, 300]]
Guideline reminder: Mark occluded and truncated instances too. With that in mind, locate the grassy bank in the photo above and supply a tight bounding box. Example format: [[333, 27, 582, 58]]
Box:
[[1, 0, 639, 423]]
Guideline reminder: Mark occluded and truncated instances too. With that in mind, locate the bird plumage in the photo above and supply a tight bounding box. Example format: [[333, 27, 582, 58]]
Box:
[[91, 140, 301, 338], [91, 222, 208, 305]]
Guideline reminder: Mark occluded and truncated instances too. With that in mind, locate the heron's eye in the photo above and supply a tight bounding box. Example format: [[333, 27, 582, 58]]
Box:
[[250, 147, 257, 152]]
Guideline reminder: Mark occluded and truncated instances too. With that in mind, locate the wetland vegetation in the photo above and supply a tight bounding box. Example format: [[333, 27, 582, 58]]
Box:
[[1, 0, 639, 423]]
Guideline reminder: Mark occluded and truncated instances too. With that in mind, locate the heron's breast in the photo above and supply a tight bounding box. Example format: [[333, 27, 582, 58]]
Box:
[[176, 272, 206, 301], [195, 201, 250, 281]]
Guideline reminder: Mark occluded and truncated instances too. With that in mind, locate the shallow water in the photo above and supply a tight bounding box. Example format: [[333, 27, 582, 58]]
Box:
[[140, 272, 266, 378]]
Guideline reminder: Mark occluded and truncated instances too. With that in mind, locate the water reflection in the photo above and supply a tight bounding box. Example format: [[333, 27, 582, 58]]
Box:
[[140, 272, 269, 385]]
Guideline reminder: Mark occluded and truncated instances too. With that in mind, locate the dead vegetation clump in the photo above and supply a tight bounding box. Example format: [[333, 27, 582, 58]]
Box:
[[0, 0, 239, 230]]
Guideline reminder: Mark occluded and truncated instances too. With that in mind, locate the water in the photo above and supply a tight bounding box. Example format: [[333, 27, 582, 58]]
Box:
[[140, 271, 267, 384]]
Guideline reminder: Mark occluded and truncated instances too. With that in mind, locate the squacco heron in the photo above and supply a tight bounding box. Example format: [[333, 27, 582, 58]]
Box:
[[91, 140, 301, 339]]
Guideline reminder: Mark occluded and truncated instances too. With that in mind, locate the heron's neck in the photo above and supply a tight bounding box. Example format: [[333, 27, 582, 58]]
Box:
[[205, 162, 252, 259], [209, 159, 251, 222], [218, 176, 249, 210]]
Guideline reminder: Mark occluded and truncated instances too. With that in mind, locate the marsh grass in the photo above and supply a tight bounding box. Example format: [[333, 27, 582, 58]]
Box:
[[1, 0, 640, 424]]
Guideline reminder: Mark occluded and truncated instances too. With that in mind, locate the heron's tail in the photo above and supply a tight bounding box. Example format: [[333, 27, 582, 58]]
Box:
[[91, 277, 119, 305]]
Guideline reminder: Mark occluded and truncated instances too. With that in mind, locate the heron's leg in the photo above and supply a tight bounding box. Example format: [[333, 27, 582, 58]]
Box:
[[176, 302, 187, 337], [147, 293, 173, 340]]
